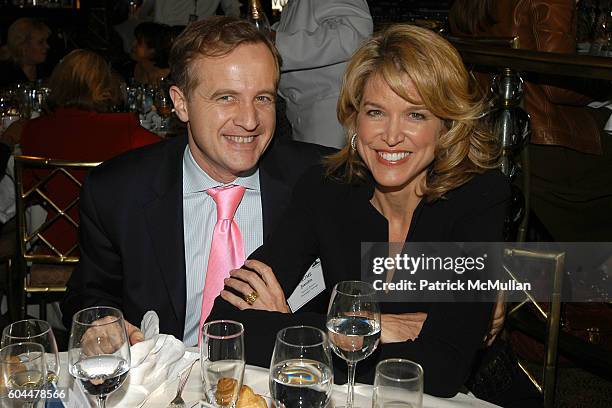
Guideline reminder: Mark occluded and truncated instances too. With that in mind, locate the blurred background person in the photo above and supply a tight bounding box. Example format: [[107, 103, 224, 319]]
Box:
[[273, 0, 373, 148], [449, 0, 612, 241], [0, 18, 51, 88], [131, 22, 173, 86], [16, 49, 160, 255], [114, 0, 238, 71], [20, 49, 160, 163], [137, 0, 241, 26]]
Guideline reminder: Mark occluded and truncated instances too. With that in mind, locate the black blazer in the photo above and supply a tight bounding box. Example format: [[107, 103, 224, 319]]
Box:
[[209, 165, 510, 397], [61, 135, 332, 337]]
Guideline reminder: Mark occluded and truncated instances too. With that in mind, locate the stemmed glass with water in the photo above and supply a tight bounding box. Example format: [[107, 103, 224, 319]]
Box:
[[326, 281, 381, 408], [0, 342, 47, 408], [2, 319, 60, 385], [68, 306, 131, 408], [269, 326, 333, 408]]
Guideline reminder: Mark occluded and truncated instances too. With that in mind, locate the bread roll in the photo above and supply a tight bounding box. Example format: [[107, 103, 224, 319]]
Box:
[[236, 385, 267, 408], [215, 378, 267, 408], [215, 377, 238, 406]]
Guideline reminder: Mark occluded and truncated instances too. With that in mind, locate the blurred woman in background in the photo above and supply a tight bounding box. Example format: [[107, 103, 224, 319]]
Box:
[[0, 18, 51, 88], [18, 49, 160, 255], [131, 22, 173, 86], [21, 48, 160, 159]]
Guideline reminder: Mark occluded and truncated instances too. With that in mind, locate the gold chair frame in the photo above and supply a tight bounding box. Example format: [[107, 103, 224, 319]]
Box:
[[504, 247, 566, 408], [13, 155, 100, 320]]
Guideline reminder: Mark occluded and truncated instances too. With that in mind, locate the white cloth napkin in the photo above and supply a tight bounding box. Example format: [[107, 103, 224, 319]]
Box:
[[106, 311, 199, 407], [588, 100, 612, 132], [0, 155, 47, 226]]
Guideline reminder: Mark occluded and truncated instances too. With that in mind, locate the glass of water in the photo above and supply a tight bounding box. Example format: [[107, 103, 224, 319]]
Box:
[[200, 320, 245, 407], [68, 306, 131, 408], [2, 319, 60, 384], [269, 326, 333, 408], [326, 281, 381, 408], [372, 359, 423, 408], [0, 342, 47, 408]]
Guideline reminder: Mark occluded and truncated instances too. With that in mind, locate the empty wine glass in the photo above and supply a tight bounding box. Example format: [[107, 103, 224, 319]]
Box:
[[326, 281, 381, 408], [372, 359, 423, 408], [200, 320, 245, 407], [269, 326, 333, 408], [68, 306, 131, 408], [0, 342, 47, 408], [2, 319, 60, 385]]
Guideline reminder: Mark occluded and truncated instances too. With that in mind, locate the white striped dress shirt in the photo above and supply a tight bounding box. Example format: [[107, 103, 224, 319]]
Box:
[[182, 146, 263, 345]]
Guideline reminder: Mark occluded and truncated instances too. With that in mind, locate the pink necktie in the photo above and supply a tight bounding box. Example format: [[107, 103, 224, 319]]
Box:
[[198, 185, 246, 345]]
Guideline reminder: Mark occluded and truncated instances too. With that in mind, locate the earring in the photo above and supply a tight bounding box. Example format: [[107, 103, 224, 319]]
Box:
[[350, 133, 357, 151]]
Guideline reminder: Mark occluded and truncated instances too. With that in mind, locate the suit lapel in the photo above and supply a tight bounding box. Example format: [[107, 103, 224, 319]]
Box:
[[143, 136, 187, 333]]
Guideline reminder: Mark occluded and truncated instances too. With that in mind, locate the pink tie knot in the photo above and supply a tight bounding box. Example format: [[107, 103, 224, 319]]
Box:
[[207, 185, 246, 220]]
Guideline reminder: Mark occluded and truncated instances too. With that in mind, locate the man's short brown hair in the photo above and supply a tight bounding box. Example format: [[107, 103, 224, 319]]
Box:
[[169, 16, 281, 98]]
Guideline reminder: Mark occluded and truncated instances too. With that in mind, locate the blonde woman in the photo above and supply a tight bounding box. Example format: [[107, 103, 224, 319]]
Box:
[[0, 18, 50, 87], [210, 24, 510, 398]]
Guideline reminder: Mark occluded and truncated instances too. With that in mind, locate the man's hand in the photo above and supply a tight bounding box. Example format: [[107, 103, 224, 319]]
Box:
[[220, 260, 290, 313], [380, 312, 427, 344], [80, 317, 144, 356], [125, 320, 145, 345]]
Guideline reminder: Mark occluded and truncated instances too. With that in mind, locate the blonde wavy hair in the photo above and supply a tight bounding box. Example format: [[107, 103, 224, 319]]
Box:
[[326, 24, 500, 201], [47, 49, 121, 112], [6, 18, 50, 65]]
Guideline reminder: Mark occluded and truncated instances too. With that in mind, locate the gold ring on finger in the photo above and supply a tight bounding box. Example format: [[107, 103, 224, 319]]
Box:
[[244, 291, 259, 306]]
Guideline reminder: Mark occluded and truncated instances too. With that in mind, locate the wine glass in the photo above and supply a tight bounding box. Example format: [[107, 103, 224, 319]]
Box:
[[269, 326, 333, 408], [372, 359, 423, 408], [2, 319, 60, 385], [68, 306, 131, 408], [326, 281, 381, 408], [200, 320, 245, 407], [154, 79, 173, 133], [0, 342, 47, 408]]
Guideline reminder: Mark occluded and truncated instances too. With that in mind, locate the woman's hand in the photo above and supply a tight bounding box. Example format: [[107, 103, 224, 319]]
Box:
[[484, 293, 506, 346], [380, 312, 427, 344], [220, 260, 290, 313]]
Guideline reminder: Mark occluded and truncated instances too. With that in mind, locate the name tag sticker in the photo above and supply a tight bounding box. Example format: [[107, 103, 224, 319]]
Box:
[[287, 259, 325, 312]]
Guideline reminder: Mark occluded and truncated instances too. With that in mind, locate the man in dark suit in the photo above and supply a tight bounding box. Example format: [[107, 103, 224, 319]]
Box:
[[61, 17, 329, 344]]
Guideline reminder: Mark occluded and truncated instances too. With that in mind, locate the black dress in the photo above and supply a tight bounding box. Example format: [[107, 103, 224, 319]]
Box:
[[0, 61, 29, 88], [209, 164, 510, 398]]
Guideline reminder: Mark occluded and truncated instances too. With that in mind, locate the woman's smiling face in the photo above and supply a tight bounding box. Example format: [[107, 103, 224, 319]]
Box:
[[355, 73, 445, 192]]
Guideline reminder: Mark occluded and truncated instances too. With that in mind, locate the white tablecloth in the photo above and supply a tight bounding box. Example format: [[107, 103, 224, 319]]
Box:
[[58, 352, 500, 408]]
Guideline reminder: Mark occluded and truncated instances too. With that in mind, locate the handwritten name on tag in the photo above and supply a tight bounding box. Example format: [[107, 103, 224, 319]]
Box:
[[287, 259, 326, 312]]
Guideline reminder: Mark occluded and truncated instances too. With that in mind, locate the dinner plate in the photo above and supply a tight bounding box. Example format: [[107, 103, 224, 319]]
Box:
[[141, 364, 500, 408], [141, 365, 270, 408]]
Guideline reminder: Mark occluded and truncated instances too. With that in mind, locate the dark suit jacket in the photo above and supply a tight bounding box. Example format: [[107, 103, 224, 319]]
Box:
[[209, 165, 510, 397], [61, 134, 332, 337]]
